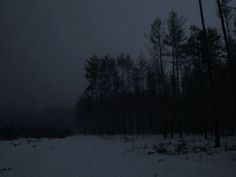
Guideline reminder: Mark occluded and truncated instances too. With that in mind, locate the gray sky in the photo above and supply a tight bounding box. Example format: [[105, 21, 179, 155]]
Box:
[[0, 0, 235, 109]]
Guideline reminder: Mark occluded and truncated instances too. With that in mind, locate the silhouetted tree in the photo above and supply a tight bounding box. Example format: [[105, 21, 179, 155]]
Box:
[[198, 0, 221, 147], [164, 10, 187, 137]]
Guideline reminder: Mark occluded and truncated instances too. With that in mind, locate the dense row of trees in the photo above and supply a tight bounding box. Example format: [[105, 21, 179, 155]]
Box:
[[76, 0, 236, 147]]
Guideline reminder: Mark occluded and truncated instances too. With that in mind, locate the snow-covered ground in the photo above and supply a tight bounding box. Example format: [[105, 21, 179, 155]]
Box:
[[0, 135, 236, 177]]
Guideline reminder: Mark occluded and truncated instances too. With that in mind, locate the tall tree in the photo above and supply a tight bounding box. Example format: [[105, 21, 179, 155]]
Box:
[[217, 0, 233, 46], [216, 0, 235, 76], [164, 10, 187, 137], [217, 0, 236, 115], [164, 10, 186, 97], [146, 17, 165, 95], [198, 0, 221, 147]]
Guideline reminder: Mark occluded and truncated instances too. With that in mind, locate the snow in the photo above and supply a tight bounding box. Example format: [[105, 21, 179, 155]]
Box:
[[1, 135, 236, 177]]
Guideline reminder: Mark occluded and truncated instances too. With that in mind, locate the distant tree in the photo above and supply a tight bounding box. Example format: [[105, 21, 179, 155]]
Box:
[[132, 64, 141, 94], [123, 55, 134, 93], [84, 55, 100, 100], [136, 54, 148, 93], [117, 53, 133, 94], [146, 63, 157, 95]]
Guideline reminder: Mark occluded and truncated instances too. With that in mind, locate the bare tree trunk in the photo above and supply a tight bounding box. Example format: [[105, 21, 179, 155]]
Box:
[[198, 0, 221, 147], [217, 0, 236, 138], [171, 45, 176, 138]]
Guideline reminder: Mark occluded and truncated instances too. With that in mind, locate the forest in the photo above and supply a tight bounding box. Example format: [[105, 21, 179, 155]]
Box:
[[76, 0, 236, 147]]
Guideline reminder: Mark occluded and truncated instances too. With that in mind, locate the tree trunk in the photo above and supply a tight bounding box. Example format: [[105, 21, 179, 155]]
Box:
[[198, 0, 221, 147]]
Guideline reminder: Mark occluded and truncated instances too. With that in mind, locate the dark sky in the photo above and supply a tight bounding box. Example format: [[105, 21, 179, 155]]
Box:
[[0, 0, 235, 109]]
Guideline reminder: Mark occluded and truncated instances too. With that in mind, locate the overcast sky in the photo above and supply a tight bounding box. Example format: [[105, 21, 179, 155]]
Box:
[[0, 0, 235, 110]]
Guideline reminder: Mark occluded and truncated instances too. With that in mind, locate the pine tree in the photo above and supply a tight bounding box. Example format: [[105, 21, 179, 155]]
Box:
[[164, 10, 187, 138]]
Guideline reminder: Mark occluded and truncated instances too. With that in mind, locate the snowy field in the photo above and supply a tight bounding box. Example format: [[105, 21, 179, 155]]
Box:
[[1, 135, 236, 177]]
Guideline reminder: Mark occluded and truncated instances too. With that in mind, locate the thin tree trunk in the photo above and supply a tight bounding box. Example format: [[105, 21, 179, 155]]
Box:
[[171, 45, 176, 138], [217, 0, 236, 137], [198, 0, 221, 147]]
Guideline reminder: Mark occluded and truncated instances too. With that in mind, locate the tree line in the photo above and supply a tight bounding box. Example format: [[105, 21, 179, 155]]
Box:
[[76, 0, 236, 147]]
